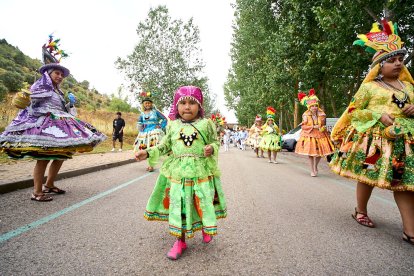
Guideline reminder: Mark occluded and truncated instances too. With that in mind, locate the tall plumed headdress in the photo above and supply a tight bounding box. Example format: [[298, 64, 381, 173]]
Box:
[[353, 19, 407, 67], [266, 107, 276, 120], [39, 34, 70, 77], [139, 91, 153, 103], [168, 86, 204, 120], [298, 88, 319, 109]]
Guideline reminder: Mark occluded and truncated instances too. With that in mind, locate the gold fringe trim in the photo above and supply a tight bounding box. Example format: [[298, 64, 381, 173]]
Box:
[[330, 166, 414, 192]]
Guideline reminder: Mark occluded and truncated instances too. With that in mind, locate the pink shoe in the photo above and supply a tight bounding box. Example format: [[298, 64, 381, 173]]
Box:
[[202, 229, 213, 243], [167, 240, 187, 260]]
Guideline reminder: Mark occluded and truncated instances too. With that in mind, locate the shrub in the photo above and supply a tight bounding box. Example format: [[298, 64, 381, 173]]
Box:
[[0, 71, 24, 92], [0, 82, 7, 102]]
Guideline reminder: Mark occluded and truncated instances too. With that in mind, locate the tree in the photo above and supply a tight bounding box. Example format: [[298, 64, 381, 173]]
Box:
[[13, 51, 27, 67], [226, 0, 413, 126], [108, 97, 131, 113], [0, 71, 24, 92], [80, 80, 90, 90], [0, 82, 7, 102], [115, 5, 212, 112]]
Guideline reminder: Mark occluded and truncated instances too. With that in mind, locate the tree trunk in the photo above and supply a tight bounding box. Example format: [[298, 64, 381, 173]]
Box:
[[318, 83, 325, 112], [294, 100, 299, 127], [329, 90, 338, 117], [294, 80, 299, 127], [278, 106, 283, 135]]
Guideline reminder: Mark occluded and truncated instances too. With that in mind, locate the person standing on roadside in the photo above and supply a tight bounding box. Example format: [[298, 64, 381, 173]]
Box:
[[112, 112, 125, 152]]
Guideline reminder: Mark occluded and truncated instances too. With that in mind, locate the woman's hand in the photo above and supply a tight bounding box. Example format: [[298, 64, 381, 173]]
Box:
[[380, 113, 395, 127], [402, 104, 414, 117], [204, 145, 214, 157], [313, 125, 320, 129], [134, 150, 148, 161]]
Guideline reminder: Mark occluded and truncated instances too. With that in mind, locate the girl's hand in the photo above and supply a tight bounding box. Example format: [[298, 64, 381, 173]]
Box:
[[204, 145, 214, 157], [135, 150, 148, 161], [402, 104, 414, 117], [380, 113, 395, 127]]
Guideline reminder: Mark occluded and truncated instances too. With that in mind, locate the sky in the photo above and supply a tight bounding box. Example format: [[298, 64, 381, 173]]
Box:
[[0, 0, 237, 122]]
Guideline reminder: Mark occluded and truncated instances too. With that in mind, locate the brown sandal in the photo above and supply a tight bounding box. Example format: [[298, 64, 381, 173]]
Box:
[[352, 208, 375, 228], [31, 193, 53, 202], [403, 232, 414, 245], [43, 185, 66, 194]]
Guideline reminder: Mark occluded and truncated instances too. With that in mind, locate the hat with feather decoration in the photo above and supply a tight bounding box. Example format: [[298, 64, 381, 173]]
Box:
[[39, 34, 70, 77], [139, 91, 153, 103], [266, 107, 276, 120], [298, 88, 319, 109], [353, 19, 407, 67]]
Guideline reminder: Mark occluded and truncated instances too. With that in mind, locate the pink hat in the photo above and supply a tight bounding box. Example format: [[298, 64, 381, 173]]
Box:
[[168, 86, 204, 120]]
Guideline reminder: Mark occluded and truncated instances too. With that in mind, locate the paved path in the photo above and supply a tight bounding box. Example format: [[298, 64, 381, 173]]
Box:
[[0, 150, 134, 185], [0, 148, 413, 275]]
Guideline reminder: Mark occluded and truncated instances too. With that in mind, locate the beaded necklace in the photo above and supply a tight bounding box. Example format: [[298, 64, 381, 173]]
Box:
[[379, 79, 409, 109]]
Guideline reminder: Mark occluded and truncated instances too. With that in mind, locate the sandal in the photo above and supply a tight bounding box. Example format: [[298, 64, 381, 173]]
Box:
[[43, 185, 66, 194], [403, 232, 414, 245], [352, 208, 375, 228], [31, 193, 53, 202]]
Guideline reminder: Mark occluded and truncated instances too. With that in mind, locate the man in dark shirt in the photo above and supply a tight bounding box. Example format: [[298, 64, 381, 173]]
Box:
[[112, 112, 125, 152]]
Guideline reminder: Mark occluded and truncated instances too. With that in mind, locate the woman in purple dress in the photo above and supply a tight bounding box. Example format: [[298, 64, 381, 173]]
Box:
[[0, 37, 106, 201]]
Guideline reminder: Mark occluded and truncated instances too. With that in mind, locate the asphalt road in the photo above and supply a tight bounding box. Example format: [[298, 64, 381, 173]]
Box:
[[0, 148, 413, 275]]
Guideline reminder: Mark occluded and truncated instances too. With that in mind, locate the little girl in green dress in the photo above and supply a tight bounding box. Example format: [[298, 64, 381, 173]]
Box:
[[134, 86, 227, 260]]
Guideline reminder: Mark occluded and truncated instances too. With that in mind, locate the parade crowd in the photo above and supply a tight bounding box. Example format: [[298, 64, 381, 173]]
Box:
[[1, 19, 413, 261]]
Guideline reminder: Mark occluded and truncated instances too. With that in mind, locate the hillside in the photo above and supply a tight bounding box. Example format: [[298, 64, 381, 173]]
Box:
[[0, 39, 141, 163], [0, 38, 136, 113]]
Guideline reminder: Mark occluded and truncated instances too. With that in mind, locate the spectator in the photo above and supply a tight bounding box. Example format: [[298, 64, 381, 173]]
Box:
[[112, 112, 125, 152]]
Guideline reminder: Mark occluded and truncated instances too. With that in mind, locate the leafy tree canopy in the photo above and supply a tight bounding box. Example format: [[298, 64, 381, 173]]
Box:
[[115, 5, 214, 115], [226, 0, 414, 130]]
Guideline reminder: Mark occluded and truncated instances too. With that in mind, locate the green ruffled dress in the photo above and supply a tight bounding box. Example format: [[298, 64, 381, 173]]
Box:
[[330, 81, 414, 192], [259, 124, 281, 152], [144, 118, 227, 238]]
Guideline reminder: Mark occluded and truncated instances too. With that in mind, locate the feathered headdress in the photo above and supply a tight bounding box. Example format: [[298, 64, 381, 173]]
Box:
[[298, 88, 319, 109], [353, 19, 406, 67], [139, 91, 153, 103], [266, 106, 276, 119], [39, 34, 70, 77], [211, 113, 226, 126]]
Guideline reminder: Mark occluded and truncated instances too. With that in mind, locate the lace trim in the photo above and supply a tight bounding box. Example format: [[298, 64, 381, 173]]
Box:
[[173, 153, 205, 158], [0, 133, 106, 147]]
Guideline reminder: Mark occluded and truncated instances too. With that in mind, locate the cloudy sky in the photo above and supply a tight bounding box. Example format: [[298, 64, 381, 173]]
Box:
[[0, 0, 237, 122]]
